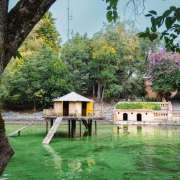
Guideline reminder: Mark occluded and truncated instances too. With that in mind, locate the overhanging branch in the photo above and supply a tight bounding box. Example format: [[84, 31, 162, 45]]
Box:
[[4, 0, 56, 68]]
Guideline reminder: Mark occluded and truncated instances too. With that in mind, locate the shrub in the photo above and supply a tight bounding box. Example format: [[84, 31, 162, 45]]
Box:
[[115, 102, 161, 110]]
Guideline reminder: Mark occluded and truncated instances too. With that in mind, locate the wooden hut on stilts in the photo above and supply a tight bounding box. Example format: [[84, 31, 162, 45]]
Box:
[[43, 92, 103, 144]]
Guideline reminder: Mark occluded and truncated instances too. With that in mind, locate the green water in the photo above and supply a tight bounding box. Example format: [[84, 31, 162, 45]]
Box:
[[1, 123, 180, 180]]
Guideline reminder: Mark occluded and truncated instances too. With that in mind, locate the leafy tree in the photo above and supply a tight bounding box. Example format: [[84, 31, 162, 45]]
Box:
[[147, 51, 180, 100], [106, 0, 180, 52], [91, 34, 117, 101], [152, 60, 180, 101], [139, 6, 180, 52], [1, 47, 72, 111], [96, 23, 146, 100], [36, 12, 61, 52], [62, 23, 150, 101], [61, 34, 92, 95]]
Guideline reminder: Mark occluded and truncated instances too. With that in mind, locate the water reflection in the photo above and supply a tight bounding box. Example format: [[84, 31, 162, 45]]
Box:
[[113, 124, 180, 137], [43, 145, 62, 176], [43, 144, 97, 179], [137, 125, 142, 135]]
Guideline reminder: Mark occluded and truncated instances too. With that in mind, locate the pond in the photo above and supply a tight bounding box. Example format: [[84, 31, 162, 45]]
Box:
[[1, 123, 180, 180]]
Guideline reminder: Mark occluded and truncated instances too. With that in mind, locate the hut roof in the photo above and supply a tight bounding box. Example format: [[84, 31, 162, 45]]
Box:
[[53, 92, 93, 102]]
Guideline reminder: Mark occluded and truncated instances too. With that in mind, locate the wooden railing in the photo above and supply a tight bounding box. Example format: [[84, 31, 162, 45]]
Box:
[[43, 108, 101, 117], [43, 109, 56, 116]]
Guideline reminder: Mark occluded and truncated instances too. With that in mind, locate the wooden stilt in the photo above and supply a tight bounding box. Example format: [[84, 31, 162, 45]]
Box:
[[70, 120, 73, 137], [45, 119, 48, 134], [44, 117, 101, 140], [71, 120, 76, 138], [95, 120, 97, 135], [68, 120, 71, 137], [50, 119, 53, 127], [90, 119, 92, 136], [88, 119, 92, 136], [73, 120, 76, 137], [79, 120, 82, 137]]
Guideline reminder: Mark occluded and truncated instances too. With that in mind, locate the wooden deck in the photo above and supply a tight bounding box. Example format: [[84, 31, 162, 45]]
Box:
[[43, 115, 104, 143], [43, 115, 104, 120]]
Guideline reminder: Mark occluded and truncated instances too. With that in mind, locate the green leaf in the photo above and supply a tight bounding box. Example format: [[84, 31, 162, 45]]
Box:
[[175, 8, 180, 20], [145, 13, 152, 17], [138, 32, 148, 38], [149, 10, 157, 15], [163, 9, 172, 18], [149, 33, 158, 41], [106, 10, 113, 22], [165, 17, 175, 29]]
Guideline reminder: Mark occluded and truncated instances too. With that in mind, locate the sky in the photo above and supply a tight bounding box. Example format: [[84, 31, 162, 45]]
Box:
[[10, 0, 180, 43]]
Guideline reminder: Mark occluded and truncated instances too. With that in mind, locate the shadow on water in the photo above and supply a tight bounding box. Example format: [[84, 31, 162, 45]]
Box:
[[54, 130, 94, 138]]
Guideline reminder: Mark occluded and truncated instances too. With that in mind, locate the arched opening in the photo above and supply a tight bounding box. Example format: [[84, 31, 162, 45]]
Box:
[[137, 113, 142, 121], [123, 113, 128, 121]]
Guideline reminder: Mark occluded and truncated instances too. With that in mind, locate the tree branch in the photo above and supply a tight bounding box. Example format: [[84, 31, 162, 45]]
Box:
[[4, 0, 56, 69], [0, 0, 8, 73]]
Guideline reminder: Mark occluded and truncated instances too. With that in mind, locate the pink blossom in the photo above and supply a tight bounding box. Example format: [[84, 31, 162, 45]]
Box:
[[148, 51, 180, 67]]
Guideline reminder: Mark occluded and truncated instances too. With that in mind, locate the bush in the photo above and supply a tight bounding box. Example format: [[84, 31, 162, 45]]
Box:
[[115, 102, 161, 110]]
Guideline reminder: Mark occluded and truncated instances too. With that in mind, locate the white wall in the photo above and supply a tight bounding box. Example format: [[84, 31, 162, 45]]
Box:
[[115, 110, 154, 121]]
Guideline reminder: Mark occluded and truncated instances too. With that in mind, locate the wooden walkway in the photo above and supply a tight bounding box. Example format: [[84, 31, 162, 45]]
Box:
[[8, 123, 33, 137], [43, 117, 63, 144]]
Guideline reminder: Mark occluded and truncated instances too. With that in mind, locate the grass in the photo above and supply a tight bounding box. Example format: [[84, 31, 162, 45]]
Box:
[[115, 102, 161, 110], [1, 123, 180, 180]]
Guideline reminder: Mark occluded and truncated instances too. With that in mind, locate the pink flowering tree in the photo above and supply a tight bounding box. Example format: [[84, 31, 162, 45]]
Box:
[[149, 50, 180, 69], [147, 50, 180, 100]]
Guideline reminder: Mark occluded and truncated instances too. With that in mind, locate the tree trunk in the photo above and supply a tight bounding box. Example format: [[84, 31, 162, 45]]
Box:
[[92, 84, 96, 98], [97, 82, 102, 101], [33, 99, 36, 112], [101, 85, 105, 103], [0, 113, 14, 175]]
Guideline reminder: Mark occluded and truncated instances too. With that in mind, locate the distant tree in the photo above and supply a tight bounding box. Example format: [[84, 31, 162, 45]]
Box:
[[61, 34, 92, 95], [94, 23, 146, 100], [91, 34, 117, 101], [1, 47, 72, 111], [36, 12, 61, 52], [6, 11, 61, 75], [152, 60, 180, 101], [148, 51, 180, 100]]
